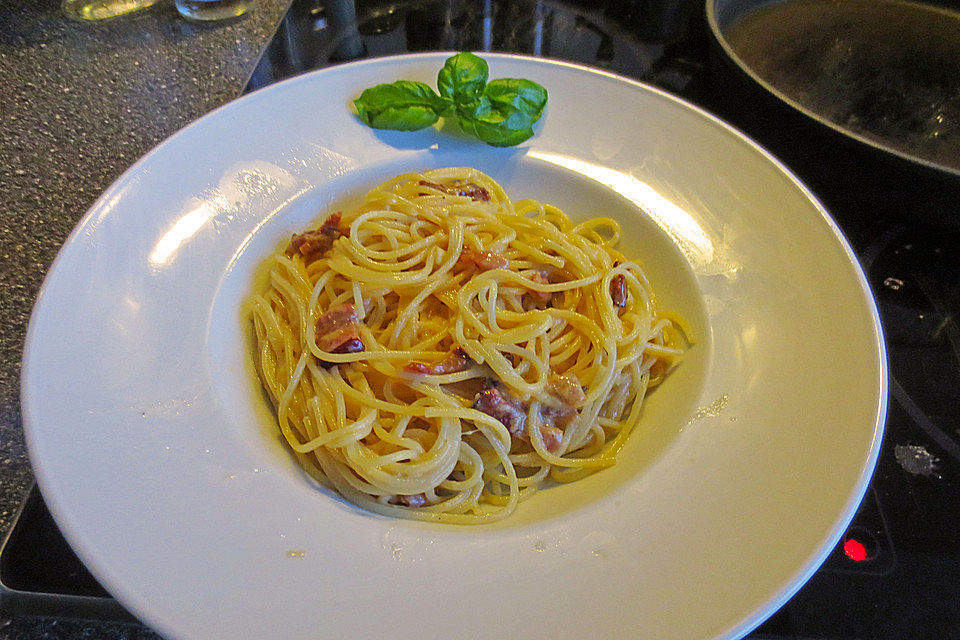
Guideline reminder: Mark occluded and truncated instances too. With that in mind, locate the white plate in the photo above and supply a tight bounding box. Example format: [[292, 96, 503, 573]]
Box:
[[22, 53, 885, 640]]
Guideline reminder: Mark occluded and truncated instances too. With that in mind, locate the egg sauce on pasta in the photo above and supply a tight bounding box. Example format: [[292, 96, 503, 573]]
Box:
[[250, 168, 686, 524]]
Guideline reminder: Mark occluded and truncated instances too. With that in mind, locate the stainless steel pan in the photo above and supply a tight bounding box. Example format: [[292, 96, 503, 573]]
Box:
[[707, 0, 960, 226]]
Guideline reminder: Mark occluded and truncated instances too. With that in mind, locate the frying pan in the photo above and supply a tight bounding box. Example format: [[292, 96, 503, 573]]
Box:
[[706, 0, 960, 227]]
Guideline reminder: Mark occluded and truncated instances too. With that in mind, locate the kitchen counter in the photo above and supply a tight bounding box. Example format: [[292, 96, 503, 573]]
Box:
[[0, 1, 288, 637]]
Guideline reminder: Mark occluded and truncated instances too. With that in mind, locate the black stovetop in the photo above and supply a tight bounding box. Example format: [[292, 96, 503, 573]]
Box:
[[4, 1, 959, 638]]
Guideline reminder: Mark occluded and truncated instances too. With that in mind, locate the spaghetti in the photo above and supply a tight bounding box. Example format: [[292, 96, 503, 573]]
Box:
[[250, 168, 685, 523]]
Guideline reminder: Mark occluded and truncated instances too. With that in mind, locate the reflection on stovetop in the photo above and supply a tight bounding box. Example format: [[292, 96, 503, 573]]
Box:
[[866, 227, 960, 549], [4, 0, 959, 637], [246, 0, 711, 99]]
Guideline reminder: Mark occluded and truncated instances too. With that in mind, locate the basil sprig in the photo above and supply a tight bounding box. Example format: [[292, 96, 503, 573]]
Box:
[[353, 52, 548, 147]]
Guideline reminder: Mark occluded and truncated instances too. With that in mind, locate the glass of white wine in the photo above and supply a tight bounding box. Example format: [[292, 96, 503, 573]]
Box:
[[61, 0, 159, 20], [61, 0, 254, 21]]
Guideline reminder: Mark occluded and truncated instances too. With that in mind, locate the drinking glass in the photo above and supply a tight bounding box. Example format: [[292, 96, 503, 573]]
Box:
[[61, 0, 158, 20]]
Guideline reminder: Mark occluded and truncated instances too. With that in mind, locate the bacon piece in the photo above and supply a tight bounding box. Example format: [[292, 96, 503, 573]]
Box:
[[536, 424, 564, 454], [315, 303, 360, 346], [418, 180, 491, 202], [315, 304, 364, 367], [452, 182, 491, 201], [471, 379, 570, 454], [326, 335, 364, 354], [286, 212, 344, 263], [397, 493, 427, 508], [539, 373, 586, 430], [319, 211, 343, 236], [473, 387, 527, 437], [527, 270, 554, 305], [610, 262, 627, 307], [317, 330, 363, 369], [610, 275, 627, 307], [539, 404, 577, 429], [547, 373, 586, 408], [458, 247, 508, 271], [404, 347, 474, 375], [444, 375, 496, 402]]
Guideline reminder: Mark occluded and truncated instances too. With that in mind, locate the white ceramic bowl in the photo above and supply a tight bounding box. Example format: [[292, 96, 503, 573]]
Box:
[[22, 53, 885, 640]]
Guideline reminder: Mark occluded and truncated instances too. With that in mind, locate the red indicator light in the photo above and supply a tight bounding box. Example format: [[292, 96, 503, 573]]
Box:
[[843, 537, 868, 562]]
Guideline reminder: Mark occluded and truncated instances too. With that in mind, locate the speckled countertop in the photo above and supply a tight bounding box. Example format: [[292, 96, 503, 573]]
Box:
[[0, 1, 288, 637]]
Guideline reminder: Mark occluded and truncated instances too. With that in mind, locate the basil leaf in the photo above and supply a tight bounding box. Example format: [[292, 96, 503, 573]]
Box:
[[455, 79, 548, 146], [458, 102, 534, 147], [437, 52, 488, 103], [353, 81, 445, 131], [352, 53, 549, 146], [460, 116, 538, 147], [483, 78, 548, 122]]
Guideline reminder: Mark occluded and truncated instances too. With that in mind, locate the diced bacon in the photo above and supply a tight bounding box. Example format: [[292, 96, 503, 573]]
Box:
[[458, 247, 508, 271], [610, 275, 627, 307], [610, 262, 627, 307], [471, 378, 572, 454], [418, 180, 441, 191], [397, 493, 427, 508], [315, 303, 359, 340], [473, 387, 527, 437], [452, 182, 491, 201], [539, 404, 577, 429], [315, 304, 364, 366], [286, 230, 328, 262], [320, 211, 343, 236], [538, 373, 586, 430], [547, 373, 586, 409], [418, 180, 491, 202], [404, 347, 474, 375], [316, 331, 363, 369], [536, 424, 564, 454], [417, 181, 444, 197], [285, 212, 344, 263], [527, 270, 554, 304], [320, 332, 363, 354], [403, 362, 430, 375]]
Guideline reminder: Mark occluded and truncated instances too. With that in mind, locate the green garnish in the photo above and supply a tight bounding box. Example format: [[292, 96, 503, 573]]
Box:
[[353, 52, 548, 147]]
